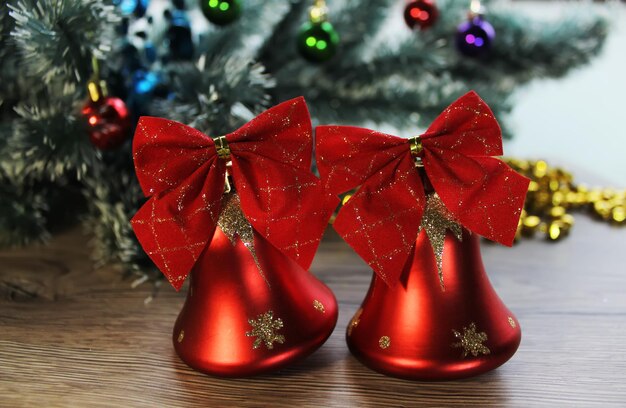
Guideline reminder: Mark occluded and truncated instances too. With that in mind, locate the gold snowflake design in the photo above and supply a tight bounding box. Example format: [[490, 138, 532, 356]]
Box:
[[245, 311, 285, 350], [379, 336, 391, 349], [452, 322, 491, 358], [313, 300, 325, 313], [508, 316, 516, 328]]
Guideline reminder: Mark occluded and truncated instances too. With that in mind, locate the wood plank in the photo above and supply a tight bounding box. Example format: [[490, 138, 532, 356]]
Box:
[[1, 216, 625, 407]]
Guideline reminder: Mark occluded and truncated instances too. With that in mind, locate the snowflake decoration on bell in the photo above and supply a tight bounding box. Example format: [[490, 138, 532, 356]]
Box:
[[246, 311, 286, 350], [452, 322, 491, 358]]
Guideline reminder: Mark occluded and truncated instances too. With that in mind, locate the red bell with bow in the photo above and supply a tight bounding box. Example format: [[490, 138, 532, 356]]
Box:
[[131, 97, 339, 377], [316, 91, 529, 380]]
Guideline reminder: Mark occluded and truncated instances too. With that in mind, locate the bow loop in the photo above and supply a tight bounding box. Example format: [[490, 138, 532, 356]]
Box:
[[332, 154, 425, 285], [316, 126, 409, 195], [134, 116, 218, 197], [227, 97, 314, 170], [420, 91, 528, 246], [420, 91, 503, 157], [131, 97, 336, 290]]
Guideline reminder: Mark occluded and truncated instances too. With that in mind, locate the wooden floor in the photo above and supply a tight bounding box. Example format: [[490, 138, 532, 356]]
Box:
[[1, 216, 625, 407]]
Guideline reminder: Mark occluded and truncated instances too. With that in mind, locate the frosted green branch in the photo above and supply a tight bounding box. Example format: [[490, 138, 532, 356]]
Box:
[[9, 0, 120, 83]]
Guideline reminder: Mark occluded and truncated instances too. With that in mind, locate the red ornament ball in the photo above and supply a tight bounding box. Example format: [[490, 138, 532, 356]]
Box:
[[82, 97, 131, 150], [404, 0, 439, 30]]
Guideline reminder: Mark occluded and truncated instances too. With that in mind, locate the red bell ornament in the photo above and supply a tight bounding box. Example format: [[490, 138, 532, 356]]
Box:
[[346, 195, 520, 380], [131, 97, 339, 376], [316, 91, 529, 380], [174, 193, 337, 376]]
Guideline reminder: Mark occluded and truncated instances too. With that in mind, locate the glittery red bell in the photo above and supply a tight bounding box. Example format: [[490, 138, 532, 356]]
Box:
[[173, 195, 338, 377], [346, 227, 521, 380]]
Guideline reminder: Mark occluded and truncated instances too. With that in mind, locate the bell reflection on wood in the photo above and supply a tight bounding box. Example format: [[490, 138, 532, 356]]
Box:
[[346, 226, 521, 380], [173, 193, 338, 377]]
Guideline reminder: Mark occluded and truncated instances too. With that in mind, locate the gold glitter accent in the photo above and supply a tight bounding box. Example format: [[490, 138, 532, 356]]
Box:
[[245, 311, 285, 350], [313, 300, 325, 313], [379, 336, 391, 349], [452, 322, 490, 358], [212, 135, 230, 159], [347, 308, 362, 336], [418, 194, 463, 291], [217, 193, 269, 287], [177, 330, 184, 343], [508, 316, 516, 328]]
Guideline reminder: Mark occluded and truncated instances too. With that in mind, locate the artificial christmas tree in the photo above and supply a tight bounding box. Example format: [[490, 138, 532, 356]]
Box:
[[0, 0, 609, 283]]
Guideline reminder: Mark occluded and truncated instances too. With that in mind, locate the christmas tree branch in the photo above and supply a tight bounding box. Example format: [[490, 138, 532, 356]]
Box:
[[153, 56, 274, 135], [9, 87, 100, 181], [487, 12, 608, 80], [9, 0, 120, 83]]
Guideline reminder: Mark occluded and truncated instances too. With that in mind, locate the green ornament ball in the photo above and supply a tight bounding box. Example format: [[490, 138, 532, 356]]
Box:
[[200, 0, 241, 26], [297, 21, 339, 63]]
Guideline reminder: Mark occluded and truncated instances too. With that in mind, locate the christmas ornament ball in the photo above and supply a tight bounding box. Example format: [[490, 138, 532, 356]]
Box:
[[116, 0, 149, 17], [167, 11, 194, 60], [404, 0, 439, 30], [456, 17, 495, 57], [200, 0, 242, 26], [297, 21, 339, 63], [82, 97, 131, 150]]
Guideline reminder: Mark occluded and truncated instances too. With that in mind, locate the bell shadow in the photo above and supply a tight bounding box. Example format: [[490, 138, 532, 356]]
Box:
[[170, 335, 512, 406], [345, 353, 513, 406], [170, 307, 355, 403], [171, 345, 354, 404], [264, 342, 349, 377]]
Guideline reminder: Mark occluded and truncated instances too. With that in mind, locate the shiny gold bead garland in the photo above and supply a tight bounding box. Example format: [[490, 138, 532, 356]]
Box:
[[504, 158, 626, 241]]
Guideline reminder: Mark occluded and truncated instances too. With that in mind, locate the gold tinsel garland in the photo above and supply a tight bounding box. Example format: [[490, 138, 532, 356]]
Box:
[[504, 158, 626, 241]]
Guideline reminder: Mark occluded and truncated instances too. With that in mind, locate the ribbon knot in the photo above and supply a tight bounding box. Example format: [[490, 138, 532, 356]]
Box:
[[316, 91, 529, 286], [213, 135, 231, 160], [131, 97, 338, 290], [408, 135, 424, 167]]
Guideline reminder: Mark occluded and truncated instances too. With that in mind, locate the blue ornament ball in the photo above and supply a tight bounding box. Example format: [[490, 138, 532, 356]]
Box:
[[115, 0, 149, 17], [166, 11, 194, 61], [132, 70, 160, 96], [456, 16, 495, 57]]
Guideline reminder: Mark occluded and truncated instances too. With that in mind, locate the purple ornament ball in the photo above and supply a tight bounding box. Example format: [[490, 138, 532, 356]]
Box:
[[456, 17, 495, 57]]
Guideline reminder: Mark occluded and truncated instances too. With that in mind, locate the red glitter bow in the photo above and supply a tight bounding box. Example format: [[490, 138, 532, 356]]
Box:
[[131, 97, 337, 290], [316, 91, 529, 285]]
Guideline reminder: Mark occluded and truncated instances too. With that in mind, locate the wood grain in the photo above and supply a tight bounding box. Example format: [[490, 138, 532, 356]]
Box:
[[1, 217, 625, 407]]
